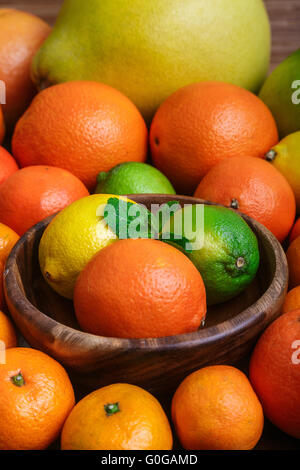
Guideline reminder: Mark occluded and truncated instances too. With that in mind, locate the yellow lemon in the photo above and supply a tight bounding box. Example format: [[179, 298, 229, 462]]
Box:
[[39, 194, 136, 299], [266, 131, 300, 212]]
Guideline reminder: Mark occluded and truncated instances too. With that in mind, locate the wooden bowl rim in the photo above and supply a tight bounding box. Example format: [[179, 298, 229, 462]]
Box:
[[4, 195, 288, 353]]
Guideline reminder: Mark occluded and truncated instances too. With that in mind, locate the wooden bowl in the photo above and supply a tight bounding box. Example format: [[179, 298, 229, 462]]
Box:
[[4, 195, 288, 394]]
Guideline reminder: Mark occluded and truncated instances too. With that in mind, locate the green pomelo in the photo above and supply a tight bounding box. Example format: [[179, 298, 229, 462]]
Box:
[[259, 49, 300, 138], [32, 0, 271, 123]]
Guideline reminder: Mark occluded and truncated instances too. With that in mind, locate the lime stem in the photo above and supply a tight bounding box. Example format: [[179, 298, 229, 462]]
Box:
[[230, 198, 239, 210], [236, 257, 245, 269], [11, 372, 25, 387], [104, 402, 120, 416], [265, 149, 277, 162]]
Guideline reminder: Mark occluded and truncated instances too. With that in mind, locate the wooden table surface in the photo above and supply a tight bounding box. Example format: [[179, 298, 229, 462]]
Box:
[[0, 0, 299, 452]]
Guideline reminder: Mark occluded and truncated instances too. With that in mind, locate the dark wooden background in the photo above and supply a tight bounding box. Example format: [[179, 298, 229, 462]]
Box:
[[0, 0, 299, 452], [0, 0, 299, 70]]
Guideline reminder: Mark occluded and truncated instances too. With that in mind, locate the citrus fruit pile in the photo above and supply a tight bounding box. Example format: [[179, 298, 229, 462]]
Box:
[[0, 1, 299, 452]]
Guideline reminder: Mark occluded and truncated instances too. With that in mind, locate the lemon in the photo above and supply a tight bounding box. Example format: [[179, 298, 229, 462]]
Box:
[[39, 194, 136, 299], [265, 131, 300, 213]]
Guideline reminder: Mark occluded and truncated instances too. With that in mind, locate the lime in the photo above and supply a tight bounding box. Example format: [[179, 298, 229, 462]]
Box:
[[95, 162, 176, 195], [259, 49, 300, 138], [266, 131, 300, 212], [163, 204, 260, 305], [39, 194, 136, 299]]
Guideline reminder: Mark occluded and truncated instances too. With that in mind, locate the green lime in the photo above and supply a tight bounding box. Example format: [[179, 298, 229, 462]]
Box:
[[95, 162, 176, 195], [163, 204, 260, 305], [259, 48, 300, 138]]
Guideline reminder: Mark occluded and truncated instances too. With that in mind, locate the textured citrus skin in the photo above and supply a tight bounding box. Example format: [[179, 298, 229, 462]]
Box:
[[0, 223, 19, 309], [12, 81, 148, 190], [150, 81, 278, 194], [0, 9, 50, 128], [249, 310, 300, 439], [0, 165, 89, 236], [95, 162, 176, 195], [195, 157, 296, 243], [39, 195, 136, 299], [61, 383, 173, 450], [0, 311, 17, 349], [290, 218, 300, 244], [74, 238, 207, 339], [259, 49, 300, 138], [266, 132, 300, 213], [287, 237, 300, 288], [0, 223, 19, 262], [167, 205, 260, 306], [0, 147, 18, 185], [0, 348, 75, 450], [172, 365, 264, 450], [282, 287, 300, 314], [32, 0, 270, 123], [0, 108, 4, 144]]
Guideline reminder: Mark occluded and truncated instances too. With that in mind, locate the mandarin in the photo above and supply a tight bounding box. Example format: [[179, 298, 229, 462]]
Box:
[[282, 287, 300, 314], [61, 383, 173, 450], [0, 9, 51, 128], [250, 310, 300, 439], [0, 166, 89, 236], [0, 311, 17, 349], [172, 365, 264, 450], [74, 238, 207, 339], [194, 156, 296, 243], [12, 81, 148, 190], [0, 347, 75, 450], [287, 236, 300, 288], [150, 81, 278, 194], [0, 147, 18, 185], [0, 223, 19, 309]]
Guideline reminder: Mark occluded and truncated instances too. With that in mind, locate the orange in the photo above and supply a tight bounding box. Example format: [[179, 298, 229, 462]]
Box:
[[287, 236, 300, 288], [12, 81, 148, 190], [0, 165, 89, 236], [0, 347, 75, 450], [250, 309, 300, 439], [74, 238, 207, 339], [282, 287, 300, 314], [0, 9, 51, 129], [61, 383, 173, 450], [290, 218, 300, 244], [172, 365, 264, 450], [0, 222, 19, 262], [0, 223, 19, 309], [0, 311, 17, 349], [194, 156, 296, 243], [150, 81, 279, 194], [0, 147, 18, 185], [0, 107, 4, 144]]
